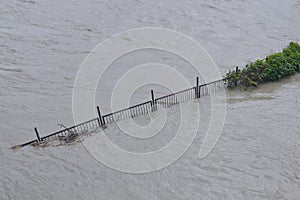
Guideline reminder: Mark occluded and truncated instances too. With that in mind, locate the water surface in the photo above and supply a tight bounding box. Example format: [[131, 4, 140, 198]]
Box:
[[0, 0, 300, 199]]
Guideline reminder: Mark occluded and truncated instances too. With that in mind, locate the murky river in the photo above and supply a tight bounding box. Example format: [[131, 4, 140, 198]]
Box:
[[1, 0, 300, 199]]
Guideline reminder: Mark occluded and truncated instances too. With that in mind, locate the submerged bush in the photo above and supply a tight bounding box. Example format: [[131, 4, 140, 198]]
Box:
[[225, 42, 300, 88]]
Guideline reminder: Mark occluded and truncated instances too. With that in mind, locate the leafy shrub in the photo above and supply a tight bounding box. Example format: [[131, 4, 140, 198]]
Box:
[[225, 42, 300, 88]]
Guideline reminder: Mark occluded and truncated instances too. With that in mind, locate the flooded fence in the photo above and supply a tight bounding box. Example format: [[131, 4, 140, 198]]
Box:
[[100, 101, 153, 125], [16, 118, 100, 148], [155, 87, 196, 108], [13, 77, 226, 148], [40, 118, 100, 142]]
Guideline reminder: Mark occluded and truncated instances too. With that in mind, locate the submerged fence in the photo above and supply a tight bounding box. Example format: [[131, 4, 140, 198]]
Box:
[[13, 76, 226, 148]]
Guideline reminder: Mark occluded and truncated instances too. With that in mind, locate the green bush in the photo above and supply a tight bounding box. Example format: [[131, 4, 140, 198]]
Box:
[[225, 42, 300, 88]]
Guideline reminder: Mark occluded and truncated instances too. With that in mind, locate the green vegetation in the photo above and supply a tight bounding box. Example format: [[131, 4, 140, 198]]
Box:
[[225, 42, 300, 88]]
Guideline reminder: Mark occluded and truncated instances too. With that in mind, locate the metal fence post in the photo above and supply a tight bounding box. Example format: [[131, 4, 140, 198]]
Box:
[[97, 106, 104, 126], [151, 90, 156, 111], [34, 127, 41, 142], [235, 66, 239, 86], [196, 77, 199, 98]]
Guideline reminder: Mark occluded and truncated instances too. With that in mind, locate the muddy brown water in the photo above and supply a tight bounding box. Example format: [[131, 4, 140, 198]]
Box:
[[1, 0, 300, 199]]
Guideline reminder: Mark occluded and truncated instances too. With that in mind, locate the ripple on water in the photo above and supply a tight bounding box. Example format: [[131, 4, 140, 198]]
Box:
[[1, 0, 300, 199]]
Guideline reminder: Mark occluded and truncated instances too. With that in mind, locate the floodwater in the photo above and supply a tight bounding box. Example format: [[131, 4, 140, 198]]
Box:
[[1, 0, 300, 199]]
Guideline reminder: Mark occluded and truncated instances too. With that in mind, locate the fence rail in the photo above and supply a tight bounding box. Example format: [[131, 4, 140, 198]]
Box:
[[156, 87, 196, 108], [13, 77, 226, 149], [102, 101, 152, 124], [41, 118, 99, 141]]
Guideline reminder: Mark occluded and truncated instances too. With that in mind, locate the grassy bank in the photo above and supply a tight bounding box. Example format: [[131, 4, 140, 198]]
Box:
[[225, 42, 300, 88]]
